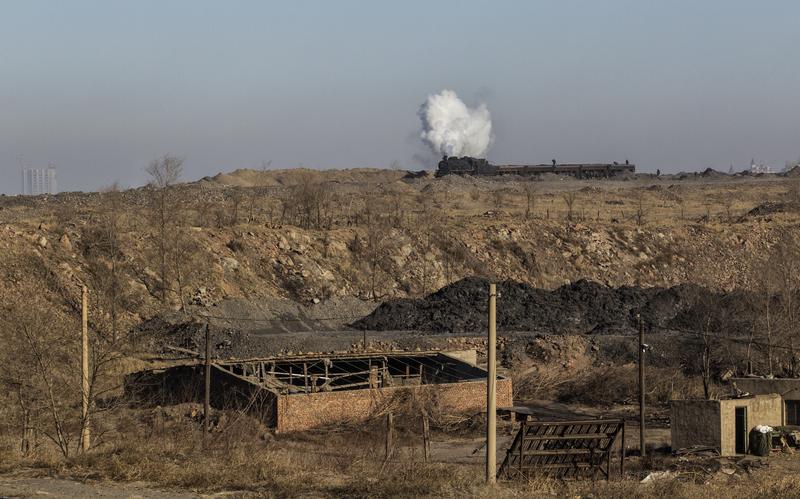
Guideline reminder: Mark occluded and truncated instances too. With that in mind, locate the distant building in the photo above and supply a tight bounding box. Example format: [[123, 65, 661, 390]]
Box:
[[21, 166, 57, 195], [750, 159, 773, 175]]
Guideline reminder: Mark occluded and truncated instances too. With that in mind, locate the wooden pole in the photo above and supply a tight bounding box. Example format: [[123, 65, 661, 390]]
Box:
[[620, 420, 626, 478], [519, 420, 525, 476], [422, 414, 431, 462], [204, 323, 211, 445], [81, 285, 90, 452], [385, 412, 394, 460], [486, 283, 497, 484], [638, 314, 646, 460]]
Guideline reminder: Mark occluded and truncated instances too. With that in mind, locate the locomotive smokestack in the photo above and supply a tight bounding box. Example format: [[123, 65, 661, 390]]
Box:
[[418, 89, 493, 159]]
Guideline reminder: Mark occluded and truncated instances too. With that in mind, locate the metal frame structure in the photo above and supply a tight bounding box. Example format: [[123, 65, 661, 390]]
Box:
[[498, 419, 626, 481]]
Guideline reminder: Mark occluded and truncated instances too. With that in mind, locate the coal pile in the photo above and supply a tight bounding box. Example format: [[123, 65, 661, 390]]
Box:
[[132, 317, 254, 358], [352, 277, 757, 335]]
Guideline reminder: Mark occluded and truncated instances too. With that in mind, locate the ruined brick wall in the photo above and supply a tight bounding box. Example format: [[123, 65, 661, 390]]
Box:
[[276, 378, 513, 432]]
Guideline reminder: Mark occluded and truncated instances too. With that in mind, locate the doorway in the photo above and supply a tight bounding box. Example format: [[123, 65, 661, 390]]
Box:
[[735, 407, 748, 454], [786, 401, 800, 426]]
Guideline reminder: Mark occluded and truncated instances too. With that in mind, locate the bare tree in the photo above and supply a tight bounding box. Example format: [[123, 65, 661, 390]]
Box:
[[0, 278, 125, 459], [768, 232, 800, 376], [523, 182, 537, 220], [701, 318, 714, 399], [195, 189, 215, 228], [562, 192, 577, 221], [753, 252, 780, 376], [353, 195, 394, 299], [168, 221, 203, 311], [287, 173, 332, 229], [82, 184, 128, 341], [145, 155, 183, 189], [491, 189, 504, 210], [145, 155, 184, 304], [632, 191, 647, 226], [228, 189, 243, 226], [701, 197, 713, 223], [721, 194, 736, 222]]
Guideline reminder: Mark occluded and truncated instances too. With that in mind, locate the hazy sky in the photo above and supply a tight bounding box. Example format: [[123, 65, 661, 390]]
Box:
[[2, 1, 799, 193]]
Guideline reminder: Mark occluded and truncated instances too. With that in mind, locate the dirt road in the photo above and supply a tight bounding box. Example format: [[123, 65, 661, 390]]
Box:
[[0, 474, 201, 499]]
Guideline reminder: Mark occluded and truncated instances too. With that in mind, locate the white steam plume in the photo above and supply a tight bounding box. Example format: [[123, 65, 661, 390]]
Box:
[[418, 89, 493, 158]]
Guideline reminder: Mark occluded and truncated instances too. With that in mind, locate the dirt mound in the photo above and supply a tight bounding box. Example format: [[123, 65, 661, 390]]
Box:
[[745, 202, 786, 217], [352, 277, 757, 335], [204, 168, 406, 188], [784, 166, 800, 177], [701, 168, 728, 178]]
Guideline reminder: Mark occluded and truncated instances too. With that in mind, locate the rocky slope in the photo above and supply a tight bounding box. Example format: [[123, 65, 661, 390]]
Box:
[[0, 168, 796, 335]]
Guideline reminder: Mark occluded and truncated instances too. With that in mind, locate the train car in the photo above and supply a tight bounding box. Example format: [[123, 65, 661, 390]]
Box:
[[435, 156, 635, 179]]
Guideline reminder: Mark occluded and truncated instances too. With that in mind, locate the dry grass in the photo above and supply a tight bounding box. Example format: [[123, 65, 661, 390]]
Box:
[[4, 406, 800, 498]]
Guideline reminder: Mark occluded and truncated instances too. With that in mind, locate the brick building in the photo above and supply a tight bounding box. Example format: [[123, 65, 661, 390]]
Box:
[[126, 350, 513, 432]]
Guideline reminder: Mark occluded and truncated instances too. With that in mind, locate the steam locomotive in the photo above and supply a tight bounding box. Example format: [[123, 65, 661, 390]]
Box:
[[435, 156, 635, 179]]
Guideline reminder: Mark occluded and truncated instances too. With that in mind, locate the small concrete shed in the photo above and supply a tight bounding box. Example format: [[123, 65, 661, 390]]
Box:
[[730, 378, 800, 425], [671, 394, 782, 456]]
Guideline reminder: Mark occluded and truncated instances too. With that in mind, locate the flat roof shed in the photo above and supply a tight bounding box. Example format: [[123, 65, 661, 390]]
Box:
[[671, 394, 781, 456]]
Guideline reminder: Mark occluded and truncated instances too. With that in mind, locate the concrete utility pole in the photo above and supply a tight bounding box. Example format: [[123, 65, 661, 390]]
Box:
[[638, 314, 646, 459], [81, 285, 90, 452], [204, 323, 211, 445], [486, 283, 497, 484]]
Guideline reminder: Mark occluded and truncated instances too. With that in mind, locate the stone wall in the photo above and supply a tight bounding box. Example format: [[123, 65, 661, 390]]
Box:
[[670, 400, 721, 452], [276, 378, 513, 432]]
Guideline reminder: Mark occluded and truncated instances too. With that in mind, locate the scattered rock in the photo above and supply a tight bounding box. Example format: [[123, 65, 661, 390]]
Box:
[[221, 257, 239, 271]]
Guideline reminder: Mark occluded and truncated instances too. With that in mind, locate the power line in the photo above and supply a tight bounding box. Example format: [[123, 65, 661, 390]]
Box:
[[650, 324, 798, 353]]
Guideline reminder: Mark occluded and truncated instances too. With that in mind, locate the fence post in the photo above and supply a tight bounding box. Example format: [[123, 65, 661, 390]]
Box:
[[620, 420, 626, 478], [519, 420, 525, 477], [422, 413, 431, 462]]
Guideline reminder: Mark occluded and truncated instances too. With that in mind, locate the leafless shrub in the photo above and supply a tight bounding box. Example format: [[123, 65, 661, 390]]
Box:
[[285, 173, 332, 229], [632, 191, 647, 226], [562, 192, 577, 221], [228, 189, 244, 226], [523, 182, 537, 219], [491, 188, 504, 209]]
